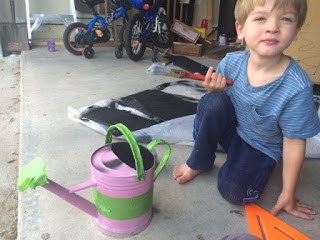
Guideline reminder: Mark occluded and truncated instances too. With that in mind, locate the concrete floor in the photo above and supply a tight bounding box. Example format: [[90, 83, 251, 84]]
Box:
[[0, 55, 20, 240], [18, 46, 320, 240]]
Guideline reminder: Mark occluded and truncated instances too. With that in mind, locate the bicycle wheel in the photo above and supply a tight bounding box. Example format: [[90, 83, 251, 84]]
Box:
[[125, 13, 146, 61], [151, 13, 173, 48], [63, 22, 89, 55], [83, 46, 95, 59]]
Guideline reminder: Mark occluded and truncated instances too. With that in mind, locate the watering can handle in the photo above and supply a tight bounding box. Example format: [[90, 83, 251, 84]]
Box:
[[105, 123, 146, 181], [147, 139, 171, 181]]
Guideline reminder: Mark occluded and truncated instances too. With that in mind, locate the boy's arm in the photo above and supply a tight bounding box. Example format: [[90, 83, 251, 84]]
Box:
[[270, 137, 316, 220]]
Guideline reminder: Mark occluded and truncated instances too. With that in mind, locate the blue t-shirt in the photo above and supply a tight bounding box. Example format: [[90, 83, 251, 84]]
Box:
[[217, 50, 320, 162]]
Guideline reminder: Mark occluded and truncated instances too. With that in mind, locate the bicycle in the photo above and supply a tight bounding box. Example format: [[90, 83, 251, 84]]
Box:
[[63, 0, 131, 59], [125, 0, 174, 61]]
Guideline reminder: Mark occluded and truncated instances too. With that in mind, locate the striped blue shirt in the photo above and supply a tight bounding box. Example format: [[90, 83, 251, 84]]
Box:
[[217, 50, 320, 162]]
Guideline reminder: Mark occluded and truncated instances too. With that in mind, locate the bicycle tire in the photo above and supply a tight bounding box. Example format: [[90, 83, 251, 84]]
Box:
[[125, 13, 146, 61], [63, 22, 88, 55], [151, 14, 173, 48], [83, 46, 95, 59], [115, 46, 123, 59]]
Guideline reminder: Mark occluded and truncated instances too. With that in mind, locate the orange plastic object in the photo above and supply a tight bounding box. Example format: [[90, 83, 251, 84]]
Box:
[[244, 203, 311, 240]]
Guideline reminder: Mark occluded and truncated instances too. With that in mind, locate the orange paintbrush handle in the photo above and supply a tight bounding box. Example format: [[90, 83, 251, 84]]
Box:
[[181, 71, 233, 86], [181, 71, 206, 81]]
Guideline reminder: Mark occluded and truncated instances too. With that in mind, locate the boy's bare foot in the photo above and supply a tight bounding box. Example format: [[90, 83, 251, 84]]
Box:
[[173, 163, 201, 184]]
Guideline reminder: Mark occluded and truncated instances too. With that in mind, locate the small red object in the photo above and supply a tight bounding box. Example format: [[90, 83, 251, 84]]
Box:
[[201, 19, 208, 29], [143, 4, 149, 10]]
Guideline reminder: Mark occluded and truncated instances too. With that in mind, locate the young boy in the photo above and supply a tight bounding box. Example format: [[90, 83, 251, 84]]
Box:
[[173, 0, 320, 220]]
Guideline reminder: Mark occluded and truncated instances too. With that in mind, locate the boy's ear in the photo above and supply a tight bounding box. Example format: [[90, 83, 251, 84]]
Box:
[[235, 21, 244, 40]]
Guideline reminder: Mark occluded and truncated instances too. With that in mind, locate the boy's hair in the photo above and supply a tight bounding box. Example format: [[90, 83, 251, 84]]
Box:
[[234, 0, 307, 29]]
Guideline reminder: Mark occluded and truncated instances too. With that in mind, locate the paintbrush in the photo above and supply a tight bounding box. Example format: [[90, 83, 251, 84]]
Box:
[[147, 63, 233, 86]]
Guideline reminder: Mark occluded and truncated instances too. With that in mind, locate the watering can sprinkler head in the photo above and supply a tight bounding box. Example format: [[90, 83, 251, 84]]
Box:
[[17, 156, 49, 191]]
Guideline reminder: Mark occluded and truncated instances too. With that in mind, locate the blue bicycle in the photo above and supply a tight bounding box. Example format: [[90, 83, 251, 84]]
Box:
[[63, 0, 131, 59], [125, 0, 174, 61]]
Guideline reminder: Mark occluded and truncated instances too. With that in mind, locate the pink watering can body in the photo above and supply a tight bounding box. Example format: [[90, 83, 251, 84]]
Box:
[[18, 123, 171, 237]]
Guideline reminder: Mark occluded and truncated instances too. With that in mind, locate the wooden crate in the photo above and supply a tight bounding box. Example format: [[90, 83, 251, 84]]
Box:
[[172, 42, 203, 56], [171, 20, 200, 44]]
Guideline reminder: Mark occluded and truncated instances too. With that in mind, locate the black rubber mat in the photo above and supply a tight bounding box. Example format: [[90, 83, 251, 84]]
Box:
[[119, 90, 197, 121], [163, 55, 209, 75], [81, 107, 159, 136], [80, 82, 199, 136]]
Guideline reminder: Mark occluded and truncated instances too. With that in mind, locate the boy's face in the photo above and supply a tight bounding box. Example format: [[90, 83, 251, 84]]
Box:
[[236, 0, 300, 58]]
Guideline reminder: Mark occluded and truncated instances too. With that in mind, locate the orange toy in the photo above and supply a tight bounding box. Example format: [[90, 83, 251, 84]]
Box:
[[244, 203, 311, 240]]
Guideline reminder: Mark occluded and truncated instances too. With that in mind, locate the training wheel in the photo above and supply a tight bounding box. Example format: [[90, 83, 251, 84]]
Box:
[[83, 47, 94, 59], [115, 46, 123, 59]]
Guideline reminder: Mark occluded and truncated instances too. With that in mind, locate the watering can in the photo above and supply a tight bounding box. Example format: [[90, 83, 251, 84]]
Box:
[[18, 123, 171, 237]]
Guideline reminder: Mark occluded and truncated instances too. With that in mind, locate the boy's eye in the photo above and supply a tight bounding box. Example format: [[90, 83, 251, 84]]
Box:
[[281, 17, 293, 22], [254, 17, 266, 21]]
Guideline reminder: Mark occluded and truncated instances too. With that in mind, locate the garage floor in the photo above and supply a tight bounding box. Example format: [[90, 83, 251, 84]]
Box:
[[17, 46, 320, 240]]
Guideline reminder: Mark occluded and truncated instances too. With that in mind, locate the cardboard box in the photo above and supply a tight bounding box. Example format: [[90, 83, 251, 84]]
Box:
[[171, 20, 200, 44], [172, 42, 203, 56]]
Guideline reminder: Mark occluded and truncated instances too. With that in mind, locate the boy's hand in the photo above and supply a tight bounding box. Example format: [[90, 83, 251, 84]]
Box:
[[203, 66, 228, 92], [271, 191, 316, 220]]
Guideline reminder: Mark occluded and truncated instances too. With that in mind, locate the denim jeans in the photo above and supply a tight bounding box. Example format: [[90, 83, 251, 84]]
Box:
[[187, 92, 276, 204]]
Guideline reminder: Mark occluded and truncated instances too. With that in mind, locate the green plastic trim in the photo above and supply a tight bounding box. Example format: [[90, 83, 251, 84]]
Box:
[[105, 123, 145, 181], [93, 188, 153, 220], [17, 157, 49, 191], [147, 139, 171, 181]]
